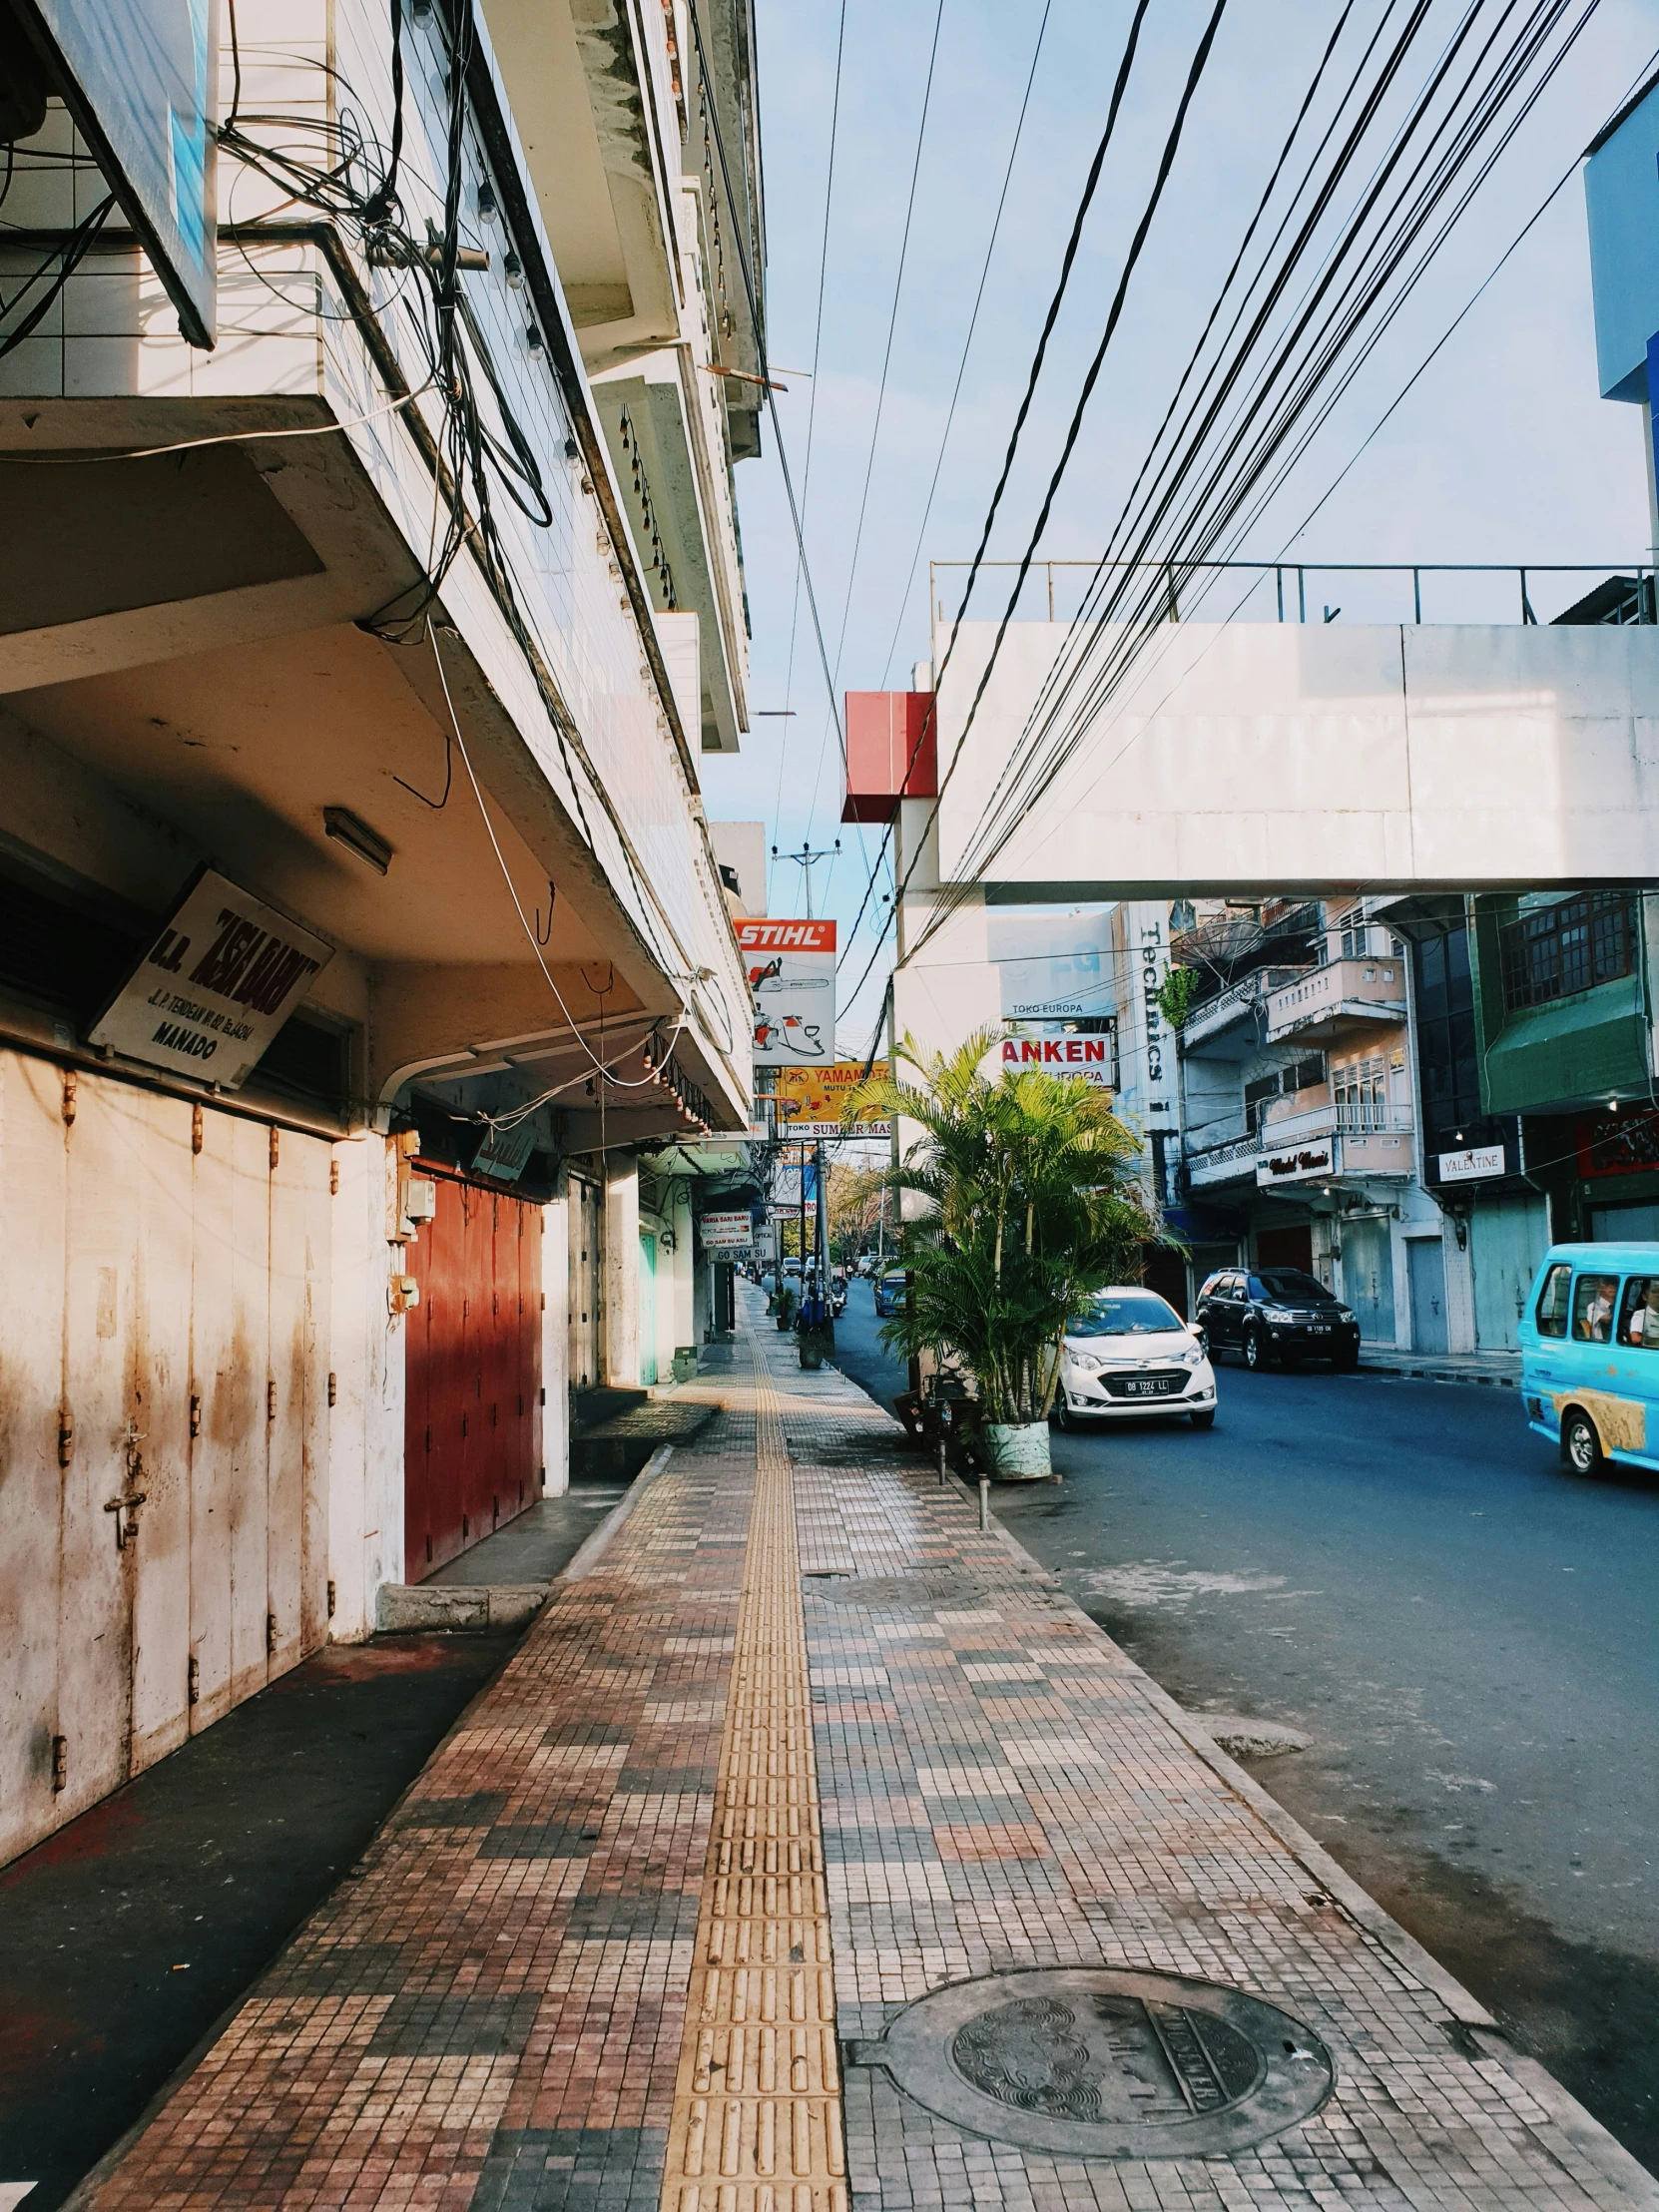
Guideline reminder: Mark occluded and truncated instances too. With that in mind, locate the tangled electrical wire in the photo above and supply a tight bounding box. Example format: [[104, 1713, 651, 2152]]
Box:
[[215, 0, 744, 1091]]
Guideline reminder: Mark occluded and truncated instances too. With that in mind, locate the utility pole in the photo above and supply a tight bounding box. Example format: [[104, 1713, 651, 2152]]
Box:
[[772, 837, 839, 918], [816, 1139, 829, 1281]]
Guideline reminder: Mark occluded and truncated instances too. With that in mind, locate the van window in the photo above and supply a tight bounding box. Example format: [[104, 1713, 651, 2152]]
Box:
[[1535, 1264, 1572, 1337], [1571, 1273, 1619, 1343], [1619, 1278, 1659, 1348]]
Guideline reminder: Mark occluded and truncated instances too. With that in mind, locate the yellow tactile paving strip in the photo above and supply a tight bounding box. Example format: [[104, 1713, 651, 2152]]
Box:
[[658, 1334, 846, 2212]]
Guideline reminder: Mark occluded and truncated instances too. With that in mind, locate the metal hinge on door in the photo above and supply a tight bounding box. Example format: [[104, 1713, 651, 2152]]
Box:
[[267, 1612, 277, 1655], [188, 1654, 201, 1705]]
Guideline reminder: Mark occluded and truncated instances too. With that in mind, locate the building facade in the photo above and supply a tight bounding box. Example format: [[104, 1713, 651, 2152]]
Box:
[[0, 0, 762, 1862]]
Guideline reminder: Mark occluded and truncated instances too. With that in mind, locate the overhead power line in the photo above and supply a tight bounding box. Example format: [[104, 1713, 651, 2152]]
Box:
[[843, 0, 1610, 1013]]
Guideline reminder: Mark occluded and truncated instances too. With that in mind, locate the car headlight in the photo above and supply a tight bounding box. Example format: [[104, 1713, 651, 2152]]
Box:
[[1262, 1306, 1295, 1323], [1180, 1345, 1203, 1367], [1068, 1349, 1105, 1374], [1337, 1307, 1356, 1322]]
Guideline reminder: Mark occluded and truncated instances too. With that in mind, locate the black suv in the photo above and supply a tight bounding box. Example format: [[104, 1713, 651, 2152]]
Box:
[[1195, 1267, 1360, 1372]]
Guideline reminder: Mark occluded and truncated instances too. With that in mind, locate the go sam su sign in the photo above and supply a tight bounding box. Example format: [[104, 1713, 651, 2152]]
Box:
[[90, 868, 334, 1089]]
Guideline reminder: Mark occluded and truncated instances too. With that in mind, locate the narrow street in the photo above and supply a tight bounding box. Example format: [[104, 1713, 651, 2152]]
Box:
[[831, 1276, 1659, 2169]]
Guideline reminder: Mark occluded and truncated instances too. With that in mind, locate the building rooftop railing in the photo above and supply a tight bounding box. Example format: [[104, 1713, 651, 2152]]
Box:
[[931, 560, 1655, 630]]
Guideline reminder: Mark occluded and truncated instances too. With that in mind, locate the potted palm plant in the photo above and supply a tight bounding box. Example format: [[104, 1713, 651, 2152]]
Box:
[[846, 1032, 1160, 1478]]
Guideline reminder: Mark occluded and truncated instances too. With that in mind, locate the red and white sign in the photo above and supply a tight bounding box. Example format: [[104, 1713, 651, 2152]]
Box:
[[987, 1027, 1117, 1090], [740, 917, 836, 1067], [699, 1209, 755, 1251]]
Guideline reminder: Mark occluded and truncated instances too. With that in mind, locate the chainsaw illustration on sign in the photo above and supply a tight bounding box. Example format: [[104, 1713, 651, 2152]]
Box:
[[753, 1014, 827, 1058]]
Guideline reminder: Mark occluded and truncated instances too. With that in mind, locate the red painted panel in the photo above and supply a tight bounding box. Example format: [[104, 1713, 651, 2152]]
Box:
[[404, 1173, 542, 1580], [841, 691, 937, 823]]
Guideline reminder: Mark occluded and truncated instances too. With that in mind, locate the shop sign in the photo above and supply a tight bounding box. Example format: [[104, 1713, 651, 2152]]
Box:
[[89, 868, 333, 1089], [741, 918, 835, 1065], [699, 1209, 754, 1251], [991, 1028, 1116, 1089], [1576, 1106, 1659, 1179], [1438, 1144, 1505, 1184], [1256, 1143, 1333, 1187], [770, 1060, 889, 1137], [472, 1119, 538, 1183], [986, 907, 1114, 1020]]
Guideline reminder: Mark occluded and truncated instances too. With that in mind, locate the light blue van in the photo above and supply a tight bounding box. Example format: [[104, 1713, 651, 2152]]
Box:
[[1518, 1242, 1659, 1474]]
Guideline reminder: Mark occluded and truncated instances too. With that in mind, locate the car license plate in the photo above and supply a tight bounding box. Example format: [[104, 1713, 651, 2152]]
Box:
[[1126, 1379, 1169, 1395], [1309, 1325, 1329, 1334]]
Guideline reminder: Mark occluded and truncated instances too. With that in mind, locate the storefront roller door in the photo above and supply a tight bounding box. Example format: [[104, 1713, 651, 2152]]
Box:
[[403, 1175, 541, 1579]]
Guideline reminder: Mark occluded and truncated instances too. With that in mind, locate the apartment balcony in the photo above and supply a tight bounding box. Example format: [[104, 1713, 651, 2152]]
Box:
[[1264, 954, 1406, 1045], [1179, 965, 1310, 1052], [1256, 1103, 1414, 1188], [1186, 1126, 1264, 1188]]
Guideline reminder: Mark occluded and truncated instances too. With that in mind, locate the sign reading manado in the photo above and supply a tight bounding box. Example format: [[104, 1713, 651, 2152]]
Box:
[[770, 1060, 890, 1137], [90, 868, 334, 1089]]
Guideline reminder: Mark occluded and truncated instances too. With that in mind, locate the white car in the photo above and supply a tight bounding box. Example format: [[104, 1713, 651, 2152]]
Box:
[[1056, 1287, 1217, 1429]]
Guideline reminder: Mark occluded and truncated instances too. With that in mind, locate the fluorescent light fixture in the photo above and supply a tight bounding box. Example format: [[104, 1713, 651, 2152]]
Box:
[[323, 806, 393, 874]]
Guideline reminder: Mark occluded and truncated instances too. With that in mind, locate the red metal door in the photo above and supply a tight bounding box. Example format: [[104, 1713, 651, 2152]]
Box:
[[404, 1174, 541, 1580]]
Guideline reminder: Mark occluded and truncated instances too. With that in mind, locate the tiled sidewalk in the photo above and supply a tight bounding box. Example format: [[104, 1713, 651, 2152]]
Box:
[[75, 1390, 758, 2212], [70, 1298, 1655, 2212]]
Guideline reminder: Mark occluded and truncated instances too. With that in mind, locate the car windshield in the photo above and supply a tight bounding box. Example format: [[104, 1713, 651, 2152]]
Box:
[[1253, 1271, 1334, 1303], [1068, 1293, 1185, 1337]]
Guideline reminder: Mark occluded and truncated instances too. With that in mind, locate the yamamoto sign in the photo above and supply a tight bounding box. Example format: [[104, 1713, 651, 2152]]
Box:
[[740, 918, 835, 1065], [770, 1060, 890, 1136], [90, 869, 334, 1088]]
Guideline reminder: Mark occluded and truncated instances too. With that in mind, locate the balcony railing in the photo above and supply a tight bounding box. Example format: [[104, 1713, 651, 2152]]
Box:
[[1186, 1129, 1264, 1184], [1265, 954, 1406, 1041], [1178, 965, 1310, 1041], [1260, 1102, 1412, 1147], [931, 558, 1654, 627]]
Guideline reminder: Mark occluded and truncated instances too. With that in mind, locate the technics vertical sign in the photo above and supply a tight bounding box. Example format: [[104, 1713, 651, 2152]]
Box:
[[90, 869, 334, 1088]]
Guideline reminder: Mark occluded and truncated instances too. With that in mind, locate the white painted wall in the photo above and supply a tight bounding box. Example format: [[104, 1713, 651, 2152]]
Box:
[[540, 1193, 570, 1493], [930, 620, 1659, 895], [326, 1132, 402, 1640], [604, 1164, 641, 1385]]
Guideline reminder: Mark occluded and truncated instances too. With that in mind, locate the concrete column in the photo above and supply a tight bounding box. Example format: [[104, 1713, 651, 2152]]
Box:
[[327, 1132, 403, 1641], [604, 1162, 641, 1385], [541, 1191, 570, 1493], [670, 1183, 695, 1366], [1442, 1221, 1476, 1354]]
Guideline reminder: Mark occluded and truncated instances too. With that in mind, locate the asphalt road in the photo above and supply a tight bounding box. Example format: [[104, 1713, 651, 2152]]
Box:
[[830, 1277, 1659, 2171]]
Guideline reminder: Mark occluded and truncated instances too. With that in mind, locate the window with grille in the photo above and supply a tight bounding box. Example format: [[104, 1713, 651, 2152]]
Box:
[[1333, 1055, 1387, 1130], [1499, 893, 1636, 1011]]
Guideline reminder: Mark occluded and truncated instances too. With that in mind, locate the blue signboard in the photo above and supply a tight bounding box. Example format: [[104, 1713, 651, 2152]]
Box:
[[19, 0, 217, 346]]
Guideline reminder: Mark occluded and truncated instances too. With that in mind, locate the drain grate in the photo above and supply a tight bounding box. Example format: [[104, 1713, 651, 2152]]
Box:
[[804, 1571, 991, 1608], [848, 1966, 1334, 2160]]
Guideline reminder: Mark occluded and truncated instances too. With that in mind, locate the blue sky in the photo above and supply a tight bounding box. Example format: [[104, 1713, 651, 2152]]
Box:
[[698, 0, 1659, 1056]]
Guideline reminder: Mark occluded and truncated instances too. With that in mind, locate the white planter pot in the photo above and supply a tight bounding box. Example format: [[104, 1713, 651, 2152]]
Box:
[[981, 1420, 1052, 1480]]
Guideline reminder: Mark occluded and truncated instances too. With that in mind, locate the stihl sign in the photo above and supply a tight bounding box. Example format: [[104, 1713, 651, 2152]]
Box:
[[740, 917, 835, 1066]]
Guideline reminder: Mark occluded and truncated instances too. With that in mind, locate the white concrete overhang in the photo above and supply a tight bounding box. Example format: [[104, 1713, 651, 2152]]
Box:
[[591, 354, 745, 751], [0, 398, 747, 1135], [480, 0, 683, 374]]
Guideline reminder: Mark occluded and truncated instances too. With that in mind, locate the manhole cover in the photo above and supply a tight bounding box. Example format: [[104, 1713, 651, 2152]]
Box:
[[805, 1571, 990, 1608], [849, 1967, 1334, 2159]]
